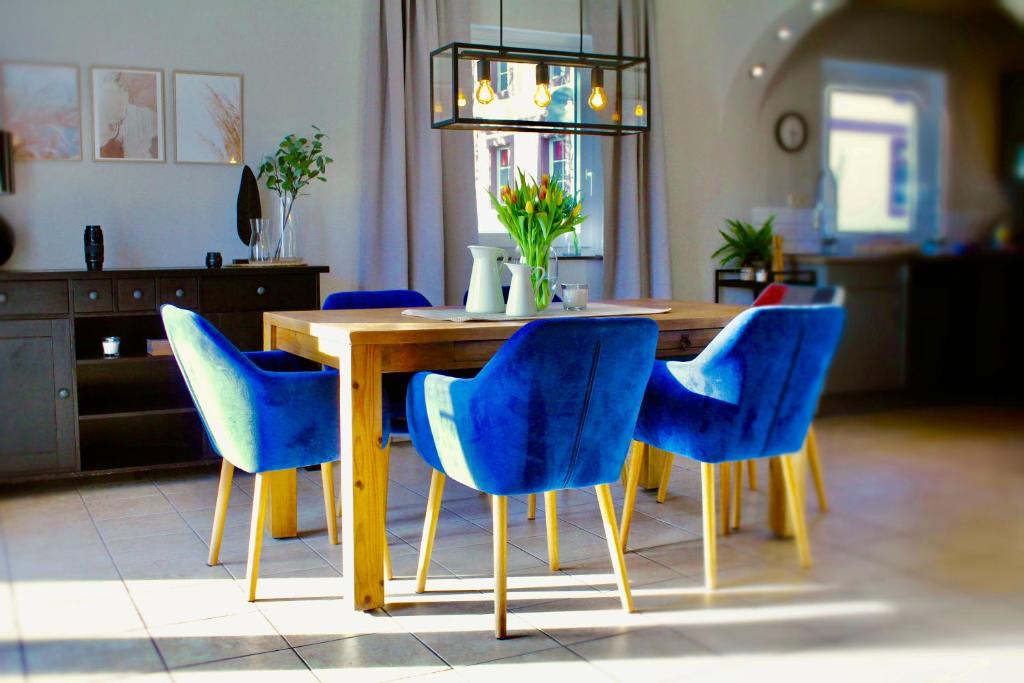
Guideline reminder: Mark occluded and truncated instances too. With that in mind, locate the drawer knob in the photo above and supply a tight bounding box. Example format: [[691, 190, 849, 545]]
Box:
[[133, 289, 143, 300], [175, 288, 185, 298], [88, 290, 99, 301], [256, 286, 266, 296], [58, 388, 70, 399], [0, 292, 6, 304]]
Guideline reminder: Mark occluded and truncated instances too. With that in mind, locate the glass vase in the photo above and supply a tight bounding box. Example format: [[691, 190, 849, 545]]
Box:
[[248, 219, 271, 263], [272, 195, 300, 263], [516, 246, 558, 311]]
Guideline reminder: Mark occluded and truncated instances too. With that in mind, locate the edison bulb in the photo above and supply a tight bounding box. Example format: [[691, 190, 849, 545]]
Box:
[[475, 78, 495, 105], [588, 86, 607, 111], [611, 111, 621, 122], [634, 103, 645, 117], [533, 82, 551, 108], [457, 89, 467, 107]]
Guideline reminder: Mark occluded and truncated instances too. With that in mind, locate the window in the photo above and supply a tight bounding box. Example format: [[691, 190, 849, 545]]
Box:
[[548, 135, 571, 192], [821, 60, 944, 241], [494, 145, 512, 190], [826, 89, 917, 233], [470, 24, 603, 254], [496, 62, 511, 94]]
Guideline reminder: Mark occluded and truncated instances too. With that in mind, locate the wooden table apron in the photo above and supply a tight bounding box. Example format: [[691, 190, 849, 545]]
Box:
[[260, 298, 799, 613]]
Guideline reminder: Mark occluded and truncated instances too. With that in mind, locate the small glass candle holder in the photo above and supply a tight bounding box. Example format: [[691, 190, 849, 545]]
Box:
[[560, 283, 589, 311], [102, 336, 121, 359]]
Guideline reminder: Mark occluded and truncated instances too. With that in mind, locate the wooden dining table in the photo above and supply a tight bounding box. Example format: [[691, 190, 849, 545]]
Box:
[[263, 298, 772, 612]]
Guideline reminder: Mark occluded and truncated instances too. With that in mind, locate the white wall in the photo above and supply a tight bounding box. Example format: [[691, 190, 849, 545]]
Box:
[[0, 0, 370, 296]]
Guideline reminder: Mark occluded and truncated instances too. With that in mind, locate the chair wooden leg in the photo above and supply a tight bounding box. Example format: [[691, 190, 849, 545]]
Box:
[[246, 472, 270, 602], [806, 425, 829, 512], [700, 463, 717, 590], [747, 459, 758, 491], [527, 493, 536, 520], [596, 483, 635, 613], [493, 495, 508, 639], [655, 451, 674, 503], [719, 462, 731, 536], [780, 454, 812, 568], [619, 440, 645, 551], [320, 461, 339, 546], [730, 461, 743, 530], [415, 470, 446, 593], [207, 459, 234, 566], [543, 491, 559, 571]]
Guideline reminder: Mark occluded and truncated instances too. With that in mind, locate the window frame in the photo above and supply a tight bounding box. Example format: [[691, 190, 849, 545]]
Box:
[[820, 59, 946, 246]]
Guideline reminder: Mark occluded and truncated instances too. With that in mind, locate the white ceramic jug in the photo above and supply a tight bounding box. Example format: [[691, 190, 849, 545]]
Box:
[[505, 262, 544, 317], [466, 245, 507, 314]]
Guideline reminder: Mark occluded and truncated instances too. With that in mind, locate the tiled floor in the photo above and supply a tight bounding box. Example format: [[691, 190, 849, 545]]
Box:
[[1, 404, 1022, 682]]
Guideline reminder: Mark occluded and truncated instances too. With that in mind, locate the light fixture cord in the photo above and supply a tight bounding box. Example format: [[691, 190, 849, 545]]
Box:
[[499, 0, 504, 48], [579, 0, 584, 54]]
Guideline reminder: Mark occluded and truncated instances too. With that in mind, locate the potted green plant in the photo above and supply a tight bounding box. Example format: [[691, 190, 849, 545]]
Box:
[[258, 126, 333, 262], [712, 216, 775, 281], [488, 170, 586, 310]]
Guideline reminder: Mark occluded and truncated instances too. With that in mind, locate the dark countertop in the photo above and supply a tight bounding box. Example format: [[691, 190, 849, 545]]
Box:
[[0, 265, 330, 279], [789, 250, 1022, 265]]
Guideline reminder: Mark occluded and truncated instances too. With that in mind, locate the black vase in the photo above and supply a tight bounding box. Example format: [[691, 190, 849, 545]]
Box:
[[84, 225, 103, 271]]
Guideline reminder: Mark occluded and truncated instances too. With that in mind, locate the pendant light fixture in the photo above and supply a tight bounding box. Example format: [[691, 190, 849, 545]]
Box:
[[430, 0, 649, 136]]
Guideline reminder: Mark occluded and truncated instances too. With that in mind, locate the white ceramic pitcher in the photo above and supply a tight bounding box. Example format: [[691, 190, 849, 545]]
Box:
[[465, 245, 507, 314], [505, 262, 545, 317]]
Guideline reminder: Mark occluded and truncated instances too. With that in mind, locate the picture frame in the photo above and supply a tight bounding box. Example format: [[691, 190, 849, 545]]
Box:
[[91, 66, 165, 162], [0, 61, 82, 161], [173, 70, 243, 165]]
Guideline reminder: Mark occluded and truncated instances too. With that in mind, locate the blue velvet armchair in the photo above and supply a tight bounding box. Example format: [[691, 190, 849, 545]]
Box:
[[161, 305, 341, 602], [620, 306, 845, 590], [407, 317, 659, 638]]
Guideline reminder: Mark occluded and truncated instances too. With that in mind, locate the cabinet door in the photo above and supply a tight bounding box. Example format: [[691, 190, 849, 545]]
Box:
[[0, 319, 77, 475]]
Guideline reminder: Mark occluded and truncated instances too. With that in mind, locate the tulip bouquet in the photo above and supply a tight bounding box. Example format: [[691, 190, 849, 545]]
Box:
[[488, 170, 586, 310]]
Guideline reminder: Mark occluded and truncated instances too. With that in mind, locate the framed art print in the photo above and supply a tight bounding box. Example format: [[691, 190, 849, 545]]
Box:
[[174, 71, 242, 164], [0, 61, 82, 160], [92, 66, 165, 162]]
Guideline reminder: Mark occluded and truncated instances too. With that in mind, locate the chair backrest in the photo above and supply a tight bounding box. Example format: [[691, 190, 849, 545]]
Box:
[[754, 283, 845, 307], [461, 285, 561, 305], [693, 305, 845, 456], [422, 317, 659, 495], [323, 289, 430, 310], [161, 305, 262, 470]]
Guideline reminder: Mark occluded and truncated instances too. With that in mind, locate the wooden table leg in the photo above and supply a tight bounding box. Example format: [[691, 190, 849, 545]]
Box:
[[768, 443, 808, 538], [268, 469, 297, 538], [639, 445, 669, 490], [338, 342, 387, 612], [264, 322, 298, 540]]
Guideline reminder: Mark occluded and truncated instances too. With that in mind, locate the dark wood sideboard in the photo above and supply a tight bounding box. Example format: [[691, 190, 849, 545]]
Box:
[[0, 265, 328, 481]]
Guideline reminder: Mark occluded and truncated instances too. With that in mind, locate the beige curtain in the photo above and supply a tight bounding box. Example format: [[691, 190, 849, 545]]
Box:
[[596, 0, 672, 299], [358, 0, 475, 305]]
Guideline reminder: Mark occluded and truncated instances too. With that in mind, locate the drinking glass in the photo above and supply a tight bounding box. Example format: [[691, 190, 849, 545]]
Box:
[[560, 283, 589, 311]]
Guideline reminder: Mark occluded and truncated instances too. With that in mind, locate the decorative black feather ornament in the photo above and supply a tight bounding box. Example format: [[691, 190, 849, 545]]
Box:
[[236, 164, 262, 246]]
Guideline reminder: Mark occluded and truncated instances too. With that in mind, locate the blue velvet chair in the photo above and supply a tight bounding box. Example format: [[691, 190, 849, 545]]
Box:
[[407, 317, 659, 639], [619, 306, 845, 590], [161, 305, 341, 602], [321, 288, 431, 579]]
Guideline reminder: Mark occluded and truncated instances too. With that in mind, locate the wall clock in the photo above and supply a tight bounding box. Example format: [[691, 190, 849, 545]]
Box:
[[775, 112, 808, 153]]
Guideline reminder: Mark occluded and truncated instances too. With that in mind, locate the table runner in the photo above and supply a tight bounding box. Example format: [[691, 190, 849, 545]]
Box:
[[401, 302, 672, 322]]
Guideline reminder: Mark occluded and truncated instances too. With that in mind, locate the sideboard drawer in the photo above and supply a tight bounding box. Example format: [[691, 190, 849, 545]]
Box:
[[158, 277, 198, 309], [201, 274, 315, 312], [0, 280, 69, 318], [117, 278, 156, 312], [72, 280, 113, 313]]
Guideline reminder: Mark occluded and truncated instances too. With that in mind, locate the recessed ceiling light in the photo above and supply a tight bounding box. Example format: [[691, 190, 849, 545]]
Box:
[[777, 26, 792, 41], [751, 63, 766, 78], [812, 0, 827, 12]]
